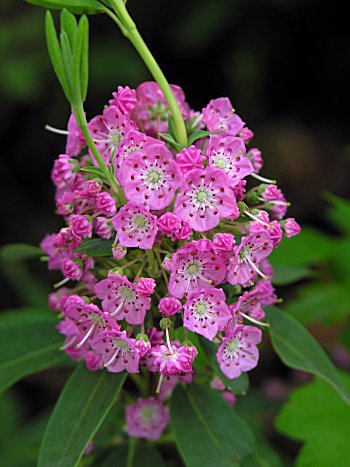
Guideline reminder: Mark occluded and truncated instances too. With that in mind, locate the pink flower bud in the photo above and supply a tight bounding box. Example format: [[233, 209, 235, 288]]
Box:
[[84, 179, 102, 195], [96, 192, 116, 216], [213, 233, 235, 252], [238, 127, 254, 143], [136, 277, 156, 295], [109, 85, 137, 115], [176, 146, 206, 173], [222, 391, 237, 406], [94, 216, 114, 239], [51, 154, 76, 188], [85, 352, 103, 371], [247, 148, 263, 173], [210, 376, 226, 391], [282, 218, 301, 238], [62, 258, 83, 280], [157, 212, 182, 233], [112, 245, 127, 260], [135, 334, 151, 357], [54, 228, 82, 250], [70, 215, 93, 238], [158, 297, 182, 316], [161, 256, 172, 271]]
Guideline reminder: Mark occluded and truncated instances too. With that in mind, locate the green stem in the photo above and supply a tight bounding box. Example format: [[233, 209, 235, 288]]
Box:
[[72, 103, 126, 204], [109, 0, 188, 147], [126, 436, 137, 467]]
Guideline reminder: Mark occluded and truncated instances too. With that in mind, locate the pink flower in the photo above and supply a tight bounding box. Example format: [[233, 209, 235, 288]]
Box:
[[213, 233, 235, 255], [157, 213, 193, 241], [230, 289, 265, 322], [135, 277, 156, 295], [54, 228, 81, 250], [83, 179, 102, 196], [112, 202, 158, 250], [120, 142, 182, 210], [48, 288, 71, 312], [66, 113, 85, 157], [125, 397, 169, 440], [51, 154, 76, 188], [109, 85, 137, 115], [247, 148, 263, 173], [96, 192, 116, 217], [261, 185, 289, 220], [282, 218, 301, 238], [88, 105, 137, 165], [84, 351, 104, 371], [222, 392, 237, 405], [253, 279, 277, 306], [135, 334, 152, 357], [91, 329, 139, 373], [203, 97, 244, 134], [184, 288, 231, 340], [207, 134, 253, 183], [217, 324, 262, 379], [210, 376, 226, 391], [158, 297, 182, 316], [114, 130, 148, 177], [248, 210, 283, 247], [176, 146, 206, 173], [168, 242, 227, 298], [238, 127, 254, 143], [227, 232, 273, 287], [95, 272, 152, 325], [94, 217, 114, 239], [174, 166, 239, 232], [152, 344, 197, 376], [62, 258, 83, 280], [70, 214, 93, 238]]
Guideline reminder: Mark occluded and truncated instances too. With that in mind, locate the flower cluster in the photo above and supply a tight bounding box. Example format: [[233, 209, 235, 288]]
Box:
[[43, 81, 300, 441]]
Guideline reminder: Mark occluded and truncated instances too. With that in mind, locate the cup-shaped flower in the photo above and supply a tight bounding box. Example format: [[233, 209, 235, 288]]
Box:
[[152, 343, 197, 376], [203, 97, 245, 134], [112, 202, 158, 249], [158, 297, 182, 316], [217, 324, 262, 379], [125, 397, 169, 440], [174, 166, 239, 232], [91, 329, 139, 373], [120, 142, 182, 210], [184, 288, 231, 340]]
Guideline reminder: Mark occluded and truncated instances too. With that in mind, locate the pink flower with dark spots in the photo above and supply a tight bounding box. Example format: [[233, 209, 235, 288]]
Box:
[[207, 134, 253, 183], [91, 329, 139, 373], [95, 272, 152, 325], [152, 343, 197, 376], [230, 289, 265, 322], [66, 113, 85, 157], [135, 81, 188, 136], [281, 218, 301, 238], [253, 279, 277, 307], [168, 242, 227, 299], [114, 130, 148, 177], [125, 397, 169, 440], [70, 214, 93, 238], [247, 148, 263, 173], [120, 142, 182, 210], [109, 85, 137, 115], [227, 232, 273, 287], [248, 210, 283, 247], [112, 202, 158, 250], [94, 217, 114, 239], [184, 288, 231, 340], [51, 154, 76, 188], [176, 146, 206, 173], [217, 324, 262, 379], [96, 192, 116, 217], [174, 166, 239, 232], [158, 297, 182, 316], [260, 185, 289, 220], [203, 97, 245, 134], [88, 105, 137, 165]]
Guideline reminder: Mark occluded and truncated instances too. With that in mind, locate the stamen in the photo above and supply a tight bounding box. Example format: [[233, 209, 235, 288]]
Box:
[[45, 124, 69, 136], [60, 335, 76, 350], [165, 327, 173, 354], [54, 277, 70, 288], [251, 173, 276, 184], [110, 301, 124, 317], [104, 348, 120, 367], [246, 256, 268, 280], [243, 210, 274, 228], [156, 374, 164, 394], [76, 323, 95, 348], [240, 312, 270, 327]]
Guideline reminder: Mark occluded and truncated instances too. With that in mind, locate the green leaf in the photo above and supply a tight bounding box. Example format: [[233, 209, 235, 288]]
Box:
[[60, 8, 77, 47], [45, 10, 72, 102], [27, 0, 107, 15], [167, 115, 176, 139], [171, 384, 255, 467], [0, 313, 65, 394], [75, 238, 114, 256], [275, 374, 350, 467], [38, 364, 126, 467], [269, 227, 333, 267], [79, 15, 89, 101], [159, 132, 184, 150], [0, 243, 42, 263], [324, 192, 350, 235], [80, 166, 105, 178], [200, 337, 249, 395], [266, 306, 350, 405], [187, 130, 213, 146], [271, 263, 311, 286], [96, 442, 166, 467], [285, 283, 350, 324]]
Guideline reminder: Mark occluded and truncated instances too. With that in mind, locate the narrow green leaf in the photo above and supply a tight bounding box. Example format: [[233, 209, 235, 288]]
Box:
[[27, 0, 106, 15], [38, 365, 126, 467], [159, 133, 184, 150], [171, 384, 255, 467], [75, 238, 114, 256], [200, 337, 249, 395], [45, 10, 72, 102], [324, 192, 350, 235], [187, 130, 213, 146], [80, 166, 105, 178], [60, 8, 77, 47], [60, 30, 74, 100], [167, 115, 176, 139], [97, 442, 167, 467], [0, 243, 42, 263], [271, 263, 311, 286], [276, 375, 350, 467], [266, 306, 350, 405], [72, 16, 84, 103], [79, 15, 89, 101], [0, 314, 65, 394]]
